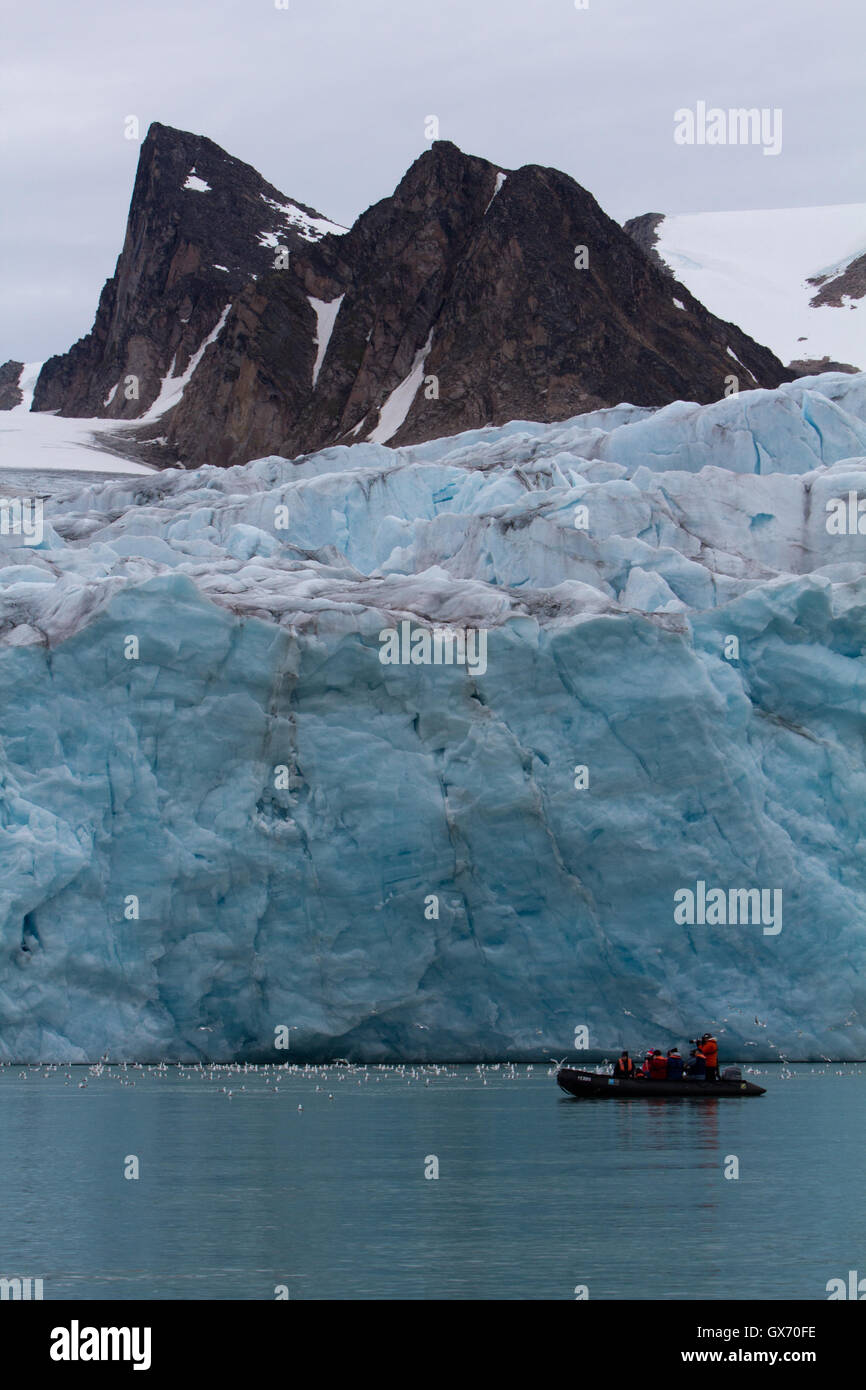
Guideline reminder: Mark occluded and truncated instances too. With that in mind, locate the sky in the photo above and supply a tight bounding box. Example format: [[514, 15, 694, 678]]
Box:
[[2, 0, 864, 362]]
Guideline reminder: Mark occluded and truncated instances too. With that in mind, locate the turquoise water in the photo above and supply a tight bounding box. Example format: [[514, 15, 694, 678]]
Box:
[[0, 1062, 861, 1300]]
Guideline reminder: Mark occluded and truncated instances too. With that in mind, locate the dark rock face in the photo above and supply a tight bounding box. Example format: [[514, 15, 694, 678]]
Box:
[[31, 123, 343, 420], [788, 357, 860, 376], [30, 127, 791, 468], [163, 142, 504, 465], [166, 143, 790, 467], [621, 212, 671, 277], [390, 162, 787, 444], [808, 252, 866, 308], [0, 361, 24, 411]]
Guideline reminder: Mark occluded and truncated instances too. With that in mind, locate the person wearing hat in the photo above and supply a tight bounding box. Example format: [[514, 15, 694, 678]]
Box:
[[687, 1042, 707, 1080], [648, 1049, 668, 1080], [613, 1050, 635, 1079], [666, 1046, 684, 1081], [701, 1033, 719, 1082]]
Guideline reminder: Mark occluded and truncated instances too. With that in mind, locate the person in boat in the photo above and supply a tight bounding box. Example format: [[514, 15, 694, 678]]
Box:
[[647, 1049, 668, 1080], [666, 1047, 684, 1080], [687, 1044, 707, 1080], [701, 1033, 719, 1082], [613, 1050, 635, 1079], [638, 1049, 654, 1077]]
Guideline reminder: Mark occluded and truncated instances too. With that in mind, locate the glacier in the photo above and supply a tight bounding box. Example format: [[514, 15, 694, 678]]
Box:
[[1, 371, 865, 1062]]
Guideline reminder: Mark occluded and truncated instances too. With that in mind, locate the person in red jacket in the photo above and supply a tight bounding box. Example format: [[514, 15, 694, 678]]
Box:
[[701, 1033, 719, 1081], [648, 1049, 668, 1080]]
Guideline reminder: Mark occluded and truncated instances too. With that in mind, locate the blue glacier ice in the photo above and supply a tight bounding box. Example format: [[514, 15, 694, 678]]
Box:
[[1, 372, 865, 1061]]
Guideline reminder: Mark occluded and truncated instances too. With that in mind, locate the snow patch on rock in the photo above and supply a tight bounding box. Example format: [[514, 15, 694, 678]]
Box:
[[183, 169, 211, 193], [138, 305, 232, 423], [308, 294, 345, 387], [368, 332, 434, 444]]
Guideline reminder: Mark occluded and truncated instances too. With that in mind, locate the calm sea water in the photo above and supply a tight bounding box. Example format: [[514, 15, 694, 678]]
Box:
[[0, 1062, 861, 1301]]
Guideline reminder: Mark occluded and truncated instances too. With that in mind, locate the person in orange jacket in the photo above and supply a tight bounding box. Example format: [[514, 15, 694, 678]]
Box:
[[613, 1051, 635, 1079], [701, 1033, 719, 1081]]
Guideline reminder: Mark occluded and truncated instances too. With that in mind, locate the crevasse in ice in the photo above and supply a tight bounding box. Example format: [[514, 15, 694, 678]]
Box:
[[0, 372, 865, 1061]]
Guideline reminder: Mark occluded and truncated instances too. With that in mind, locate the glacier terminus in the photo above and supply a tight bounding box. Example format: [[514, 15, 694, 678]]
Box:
[[1, 371, 865, 1063]]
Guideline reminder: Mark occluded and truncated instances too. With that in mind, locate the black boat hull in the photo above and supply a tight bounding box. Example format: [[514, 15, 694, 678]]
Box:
[[556, 1067, 766, 1099]]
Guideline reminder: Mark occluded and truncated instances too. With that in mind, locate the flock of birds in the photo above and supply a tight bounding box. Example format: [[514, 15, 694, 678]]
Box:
[[0, 1007, 862, 1094], [0, 1056, 861, 1095], [0, 1058, 540, 1099]]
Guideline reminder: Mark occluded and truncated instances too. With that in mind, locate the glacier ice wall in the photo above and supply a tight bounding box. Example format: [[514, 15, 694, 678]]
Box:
[[1, 374, 865, 1061]]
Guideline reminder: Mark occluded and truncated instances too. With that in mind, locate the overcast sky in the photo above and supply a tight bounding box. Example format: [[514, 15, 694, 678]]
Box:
[[2, 0, 863, 363]]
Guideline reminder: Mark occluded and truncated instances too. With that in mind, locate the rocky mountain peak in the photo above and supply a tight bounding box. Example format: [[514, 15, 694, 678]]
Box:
[[30, 123, 344, 422], [23, 126, 791, 469], [0, 360, 25, 410]]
